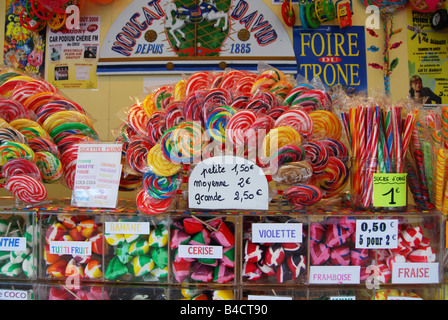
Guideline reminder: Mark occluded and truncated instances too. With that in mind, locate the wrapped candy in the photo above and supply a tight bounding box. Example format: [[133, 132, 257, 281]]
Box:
[[170, 216, 236, 284]]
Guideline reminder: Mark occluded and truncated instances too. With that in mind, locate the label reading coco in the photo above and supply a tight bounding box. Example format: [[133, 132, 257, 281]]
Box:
[[0, 289, 28, 300], [252, 223, 302, 243], [372, 173, 407, 207], [355, 219, 398, 249], [49, 241, 92, 256], [178, 245, 223, 259], [188, 156, 269, 210], [105, 222, 150, 235]]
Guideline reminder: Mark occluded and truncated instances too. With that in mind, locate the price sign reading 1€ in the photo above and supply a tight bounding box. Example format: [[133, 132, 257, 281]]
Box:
[[372, 173, 407, 207], [355, 219, 398, 249], [188, 156, 269, 210]]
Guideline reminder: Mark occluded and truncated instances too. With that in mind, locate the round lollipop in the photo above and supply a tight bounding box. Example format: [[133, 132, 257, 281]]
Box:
[[2, 158, 40, 180], [147, 143, 182, 177], [284, 184, 323, 208], [5, 174, 47, 204], [142, 171, 180, 200], [136, 188, 172, 215], [0, 99, 28, 122], [0, 141, 36, 165]]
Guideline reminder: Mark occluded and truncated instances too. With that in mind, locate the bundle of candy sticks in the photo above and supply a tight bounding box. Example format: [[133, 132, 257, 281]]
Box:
[[340, 102, 419, 209]]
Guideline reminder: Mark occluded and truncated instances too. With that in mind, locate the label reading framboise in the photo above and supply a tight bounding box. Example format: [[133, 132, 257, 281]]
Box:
[[309, 266, 361, 284]]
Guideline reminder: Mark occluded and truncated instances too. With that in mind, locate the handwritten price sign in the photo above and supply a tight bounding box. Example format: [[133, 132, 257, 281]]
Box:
[[188, 156, 269, 210]]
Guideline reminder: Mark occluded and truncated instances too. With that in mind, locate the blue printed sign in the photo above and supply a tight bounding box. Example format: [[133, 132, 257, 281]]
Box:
[[293, 25, 368, 94]]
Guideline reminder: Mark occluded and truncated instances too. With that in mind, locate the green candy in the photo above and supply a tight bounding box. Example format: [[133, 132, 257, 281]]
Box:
[[150, 266, 168, 279], [130, 255, 154, 277], [151, 247, 168, 269], [10, 248, 30, 264], [22, 254, 35, 278], [105, 256, 128, 280], [0, 261, 22, 277], [128, 239, 149, 256], [148, 228, 168, 248], [115, 242, 132, 264]]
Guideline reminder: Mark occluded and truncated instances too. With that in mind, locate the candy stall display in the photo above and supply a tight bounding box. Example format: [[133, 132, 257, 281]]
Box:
[[169, 215, 237, 285], [242, 215, 308, 285], [38, 212, 104, 282], [103, 214, 169, 283], [0, 212, 37, 281]]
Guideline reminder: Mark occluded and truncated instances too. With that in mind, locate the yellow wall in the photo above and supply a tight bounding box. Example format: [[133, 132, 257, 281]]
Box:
[[0, 0, 411, 200]]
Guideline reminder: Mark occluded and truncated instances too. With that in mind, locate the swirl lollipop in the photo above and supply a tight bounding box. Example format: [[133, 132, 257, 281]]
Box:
[[284, 184, 323, 208], [142, 93, 156, 118], [314, 156, 349, 198], [36, 100, 84, 125], [184, 92, 205, 125], [246, 116, 274, 149], [174, 79, 186, 101], [35, 151, 63, 183], [320, 138, 349, 163], [234, 74, 257, 95], [269, 144, 306, 173], [165, 101, 185, 129], [5, 174, 47, 204], [126, 137, 154, 175], [23, 91, 67, 112], [28, 137, 60, 157], [42, 110, 94, 134], [303, 141, 329, 174], [127, 104, 149, 136], [0, 141, 36, 165], [262, 126, 301, 158], [136, 188, 172, 215], [161, 121, 208, 164], [142, 170, 180, 200], [19, 126, 51, 140], [290, 89, 332, 111], [147, 143, 182, 177], [0, 127, 26, 145], [185, 71, 214, 96], [250, 68, 285, 94], [154, 85, 174, 110], [146, 111, 167, 145], [274, 109, 313, 138], [309, 110, 342, 140], [206, 106, 236, 143], [9, 80, 58, 105], [269, 80, 294, 102], [0, 99, 28, 122], [283, 83, 315, 107], [2, 158, 40, 180], [226, 110, 257, 146]]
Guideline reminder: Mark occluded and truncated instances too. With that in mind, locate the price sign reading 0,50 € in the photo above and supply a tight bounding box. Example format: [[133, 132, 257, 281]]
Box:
[[355, 219, 398, 249]]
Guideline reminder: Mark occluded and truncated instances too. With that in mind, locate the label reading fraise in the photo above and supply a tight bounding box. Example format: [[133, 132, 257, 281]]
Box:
[[178, 245, 223, 259], [392, 263, 439, 284], [49, 241, 92, 256], [251, 223, 302, 243]]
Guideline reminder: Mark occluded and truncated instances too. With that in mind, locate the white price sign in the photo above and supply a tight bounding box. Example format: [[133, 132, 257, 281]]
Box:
[[355, 219, 398, 249], [188, 156, 269, 210]]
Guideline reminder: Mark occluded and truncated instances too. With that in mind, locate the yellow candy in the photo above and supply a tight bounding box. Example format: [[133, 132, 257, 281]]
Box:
[[309, 110, 342, 140], [105, 234, 125, 246], [262, 126, 301, 158], [142, 93, 156, 118], [174, 79, 186, 101], [42, 111, 93, 133], [213, 290, 234, 300], [148, 228, 168, 247], [147, 143, 182, 177], [9, 119, 41, 131]]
